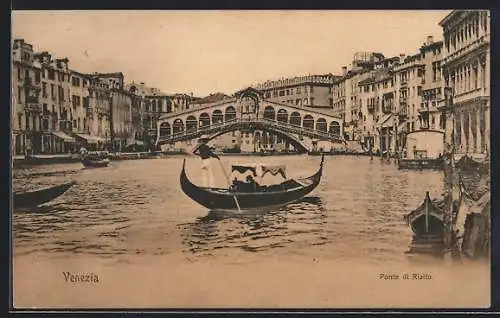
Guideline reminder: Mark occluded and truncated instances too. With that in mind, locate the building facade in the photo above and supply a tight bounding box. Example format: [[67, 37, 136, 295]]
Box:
[[12, 39, 42, 155], [86, 76, 111, 148], [439, 10, 490, 157], [253, 74, 339, 109], [128, 82, 193, 149], [11, 39, 151, 155], [418, 36, 446, 133]]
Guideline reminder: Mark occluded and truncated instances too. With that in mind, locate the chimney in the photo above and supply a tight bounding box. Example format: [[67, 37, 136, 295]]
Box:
[[342, 66, 347, 75], [426, 35, 434, 45], [399, 53, 406, 63], [140, 82, 145, 85]]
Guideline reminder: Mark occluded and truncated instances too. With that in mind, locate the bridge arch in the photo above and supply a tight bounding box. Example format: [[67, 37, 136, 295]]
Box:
[[225, 106, 236, 121], [316, 118, 327, 133], [173, 118, 184, 134], [212, 109, 223, 124], [263, 106, 276, 120], [303, 115, 314, 130], [277, 109, 288, 123], [290, 111, 301, 127], [198, 122, 310, 153], [159, 122, 171, 137], [186, 115, 197, 133], [329, 121, 341, 136], [199, 112, 210, 128]]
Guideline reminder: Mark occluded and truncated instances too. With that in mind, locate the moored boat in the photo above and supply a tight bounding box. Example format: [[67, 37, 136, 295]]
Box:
[[14, 181, 75, 208], [81, 151, 110, 168], [404, 191, 446, 256], [398, 130, 445, 170], [398, 157, 444, 170], [404, 191, 445, 237], [180, 154, 325, 211]]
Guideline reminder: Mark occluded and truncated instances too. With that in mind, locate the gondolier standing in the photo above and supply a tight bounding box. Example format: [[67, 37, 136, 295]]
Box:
[[194, 135, 220, 188]]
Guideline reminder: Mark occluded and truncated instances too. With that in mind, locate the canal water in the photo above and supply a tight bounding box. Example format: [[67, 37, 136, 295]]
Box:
[[13, 155, 444, 262], [12, 156, 490, 308]]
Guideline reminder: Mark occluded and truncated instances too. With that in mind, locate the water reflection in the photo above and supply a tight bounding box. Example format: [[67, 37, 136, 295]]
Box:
[[179, 196, 327, 255], [12, 156, 445, 263]]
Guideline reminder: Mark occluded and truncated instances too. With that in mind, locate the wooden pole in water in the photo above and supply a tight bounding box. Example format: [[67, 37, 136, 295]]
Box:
[[218, 158, 242, 212], [443, 87, 456, 263], [425, 191, 430, 234]]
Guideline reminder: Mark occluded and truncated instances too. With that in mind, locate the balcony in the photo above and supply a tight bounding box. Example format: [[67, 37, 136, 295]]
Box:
[[398, 107, 408, 118], [25, 103, 41, 113], [418, 102, 429, 114], [24, 77, 41, 89], [382, 104, 392, 114]]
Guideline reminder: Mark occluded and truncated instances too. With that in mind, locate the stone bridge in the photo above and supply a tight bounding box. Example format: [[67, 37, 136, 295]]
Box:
[[155, 87, 344, 152]]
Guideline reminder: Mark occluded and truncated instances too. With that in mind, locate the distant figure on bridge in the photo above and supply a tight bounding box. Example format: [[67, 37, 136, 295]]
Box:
[[194, 135, 220, 188]]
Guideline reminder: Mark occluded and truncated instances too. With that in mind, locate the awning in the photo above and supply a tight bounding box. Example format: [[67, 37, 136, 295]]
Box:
[[76, 133, 106, 143], [232, 164, 287, 179], [377, 114, 395, 128], [397, 122, 407, 132], [52, 131, 75, 143]]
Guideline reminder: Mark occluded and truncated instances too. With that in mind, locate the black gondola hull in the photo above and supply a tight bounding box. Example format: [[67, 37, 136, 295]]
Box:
[[82, 159, 110, 168], [14, 181, 75, 208], [180, 157, 323, 211]]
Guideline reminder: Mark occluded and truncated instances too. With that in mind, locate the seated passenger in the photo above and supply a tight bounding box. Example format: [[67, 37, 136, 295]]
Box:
[[244, 175, 260, 192]]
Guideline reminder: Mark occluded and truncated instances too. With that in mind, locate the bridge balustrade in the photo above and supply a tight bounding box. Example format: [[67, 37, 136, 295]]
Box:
[[157, 116, 342, 145]]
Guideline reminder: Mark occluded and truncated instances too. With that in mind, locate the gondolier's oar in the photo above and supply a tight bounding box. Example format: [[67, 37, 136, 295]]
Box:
[[217, 158, 242, 212]]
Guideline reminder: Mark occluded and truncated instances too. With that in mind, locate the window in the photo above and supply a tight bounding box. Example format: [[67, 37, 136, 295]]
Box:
[[279, 90, 285, 97], [18, 86, 22, 103], [48, 69, 55, 80], [17, 68, 22, 80], [286, 89, 290, 96], [310, 98, 314, 106], [35, 71, 41, 83], [297, 87, 301, 94], [18, 114, 22, 130], [310, 86, 314, 93]]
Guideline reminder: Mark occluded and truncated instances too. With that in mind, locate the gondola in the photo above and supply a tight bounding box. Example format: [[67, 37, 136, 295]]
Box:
[[180, 154, 325, 211], [14, 181, 75, 208], [404, 191, 445, 236], [404, 191, 446, 256]]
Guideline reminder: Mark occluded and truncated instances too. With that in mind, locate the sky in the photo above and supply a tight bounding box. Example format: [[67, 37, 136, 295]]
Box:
[[12, 10, 450, 97]]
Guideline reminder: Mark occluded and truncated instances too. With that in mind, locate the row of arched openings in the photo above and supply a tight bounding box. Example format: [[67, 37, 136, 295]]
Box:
[[159, 105, 341, 136]]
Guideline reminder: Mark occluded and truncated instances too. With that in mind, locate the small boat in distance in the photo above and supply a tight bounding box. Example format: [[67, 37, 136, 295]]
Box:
[[180, 154, 325, 211], [14, 181, 75, 208], [398, 130, 445, 170], [81, 151, 110, 168]]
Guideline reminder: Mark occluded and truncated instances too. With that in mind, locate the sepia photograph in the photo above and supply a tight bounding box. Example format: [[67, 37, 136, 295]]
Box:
[[11, 9, 491, 309]]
